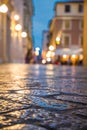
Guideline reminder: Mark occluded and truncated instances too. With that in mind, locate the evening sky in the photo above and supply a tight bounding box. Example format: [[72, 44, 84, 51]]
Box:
[[32, 0, 74, 50]]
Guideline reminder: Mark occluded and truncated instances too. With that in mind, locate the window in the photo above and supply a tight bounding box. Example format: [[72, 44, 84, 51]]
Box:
[[64, 36, 70, 48], [63, 20, 72, 30], [78, 4, 83, 13], [65, 5, 71, 13], [79, 20, 83, 30]]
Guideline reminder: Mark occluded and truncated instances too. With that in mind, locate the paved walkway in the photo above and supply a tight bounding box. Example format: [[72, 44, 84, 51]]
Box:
[[0, 64, 87, 130]]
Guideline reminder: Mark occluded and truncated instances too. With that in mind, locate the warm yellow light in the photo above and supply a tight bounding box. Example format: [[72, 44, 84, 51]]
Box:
[[0, 4, 8, 13], [63, 54, 67, 59], [15, 24, 22, 31], [21, 32, 27, 38], [71, 54, 76, 59], [56, 37, 60, 44], [46, 57, 51, 62], [49, 45, 54, 51], [46, 51, 51, 58], [79, 54, 83, 60], [70, 54, 78, 65], [61, 54, 69, 63], [14, 14, 20, 21], [42, 59, 46, 64]]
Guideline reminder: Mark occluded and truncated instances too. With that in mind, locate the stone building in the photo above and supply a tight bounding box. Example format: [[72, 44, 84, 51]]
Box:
[[83, 0, 87, 66], [42, 31, 50, 60], [0, 0, 33, 63], [49, 0, 84, 64]]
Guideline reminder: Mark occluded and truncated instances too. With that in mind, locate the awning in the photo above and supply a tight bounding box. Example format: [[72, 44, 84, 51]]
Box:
[[55, 48, 83, 55]]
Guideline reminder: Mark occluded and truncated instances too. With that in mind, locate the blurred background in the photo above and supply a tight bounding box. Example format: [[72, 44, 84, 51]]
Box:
[[0, 0, 87, 66]]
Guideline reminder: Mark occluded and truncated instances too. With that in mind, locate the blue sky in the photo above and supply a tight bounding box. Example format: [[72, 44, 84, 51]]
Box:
[[32, 0, 77, 50], [32, 0, 59, 50]]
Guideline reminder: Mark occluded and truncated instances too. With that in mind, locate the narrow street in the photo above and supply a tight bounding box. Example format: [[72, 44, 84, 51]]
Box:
[[0, 64, 87, 130]]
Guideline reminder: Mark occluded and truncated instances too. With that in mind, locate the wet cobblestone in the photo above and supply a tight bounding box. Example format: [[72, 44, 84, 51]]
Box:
[[0, 64, 87, 130]]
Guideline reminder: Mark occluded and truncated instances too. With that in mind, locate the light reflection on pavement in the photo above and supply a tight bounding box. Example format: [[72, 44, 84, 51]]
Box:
[[0, 64, 87, 130]]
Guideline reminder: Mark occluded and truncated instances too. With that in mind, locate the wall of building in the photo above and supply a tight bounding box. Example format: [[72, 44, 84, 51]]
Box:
[[83, 0, 87, 66], [0, 0, 33, 63], [42, 31, 49, 59], [50, 17, 83, 49], [56, 3, 83, 17]]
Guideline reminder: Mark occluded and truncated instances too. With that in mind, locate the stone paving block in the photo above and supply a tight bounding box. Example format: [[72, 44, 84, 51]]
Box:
[[0, 64, 87, 130]]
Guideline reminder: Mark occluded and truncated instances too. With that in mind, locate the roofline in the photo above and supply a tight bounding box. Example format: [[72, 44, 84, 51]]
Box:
[[55, 0, 84, 3], [54, 0, 84, 11]]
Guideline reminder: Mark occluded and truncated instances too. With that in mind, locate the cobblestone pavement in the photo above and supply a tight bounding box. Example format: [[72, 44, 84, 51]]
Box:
[[0, 64, 87, 130]]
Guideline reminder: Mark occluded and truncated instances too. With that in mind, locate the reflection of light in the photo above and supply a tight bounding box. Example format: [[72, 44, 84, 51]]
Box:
[[15, 24, 22, 31], [47, 57, 51, 62], [71, 54, 76, 59], [61, 54, 69, 62], [0, 4, 8, 13], [21, 32, 27, 38], [14, 14, 20, 21], [42, 59, 46, 64], [49, 45, 54, 51]]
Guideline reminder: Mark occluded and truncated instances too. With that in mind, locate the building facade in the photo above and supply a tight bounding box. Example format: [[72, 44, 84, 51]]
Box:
[[49, 0, 84, 64], [83, 0, 87, 66], [0, 0, 33, 63], [42, 31, 50, 60]]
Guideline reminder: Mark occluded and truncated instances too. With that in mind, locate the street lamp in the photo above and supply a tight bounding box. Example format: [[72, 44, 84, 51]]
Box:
[[35, 47, 40, 51], [21, 32, 27, 38], [14, 14, 20, 21], [56, 37, 61, 45], [15, 24, 22, 31], [0, 4, 8, 13], [49, 45, 54, 51]]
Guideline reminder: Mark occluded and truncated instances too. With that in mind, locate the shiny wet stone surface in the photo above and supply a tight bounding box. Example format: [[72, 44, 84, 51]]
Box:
[[0, 64, 87, 130]]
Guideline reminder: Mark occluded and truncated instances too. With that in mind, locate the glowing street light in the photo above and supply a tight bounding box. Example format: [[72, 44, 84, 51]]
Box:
[[14, 14, 20, 21], [49, 45, 54, 51], [35, 47, 40, 51], [21, 32, 27, 38], [0, 4, 8, 13], [15, 24, 22, 31]]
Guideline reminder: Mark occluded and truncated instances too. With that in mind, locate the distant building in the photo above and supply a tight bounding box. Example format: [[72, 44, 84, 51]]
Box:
[[42, 31, 50, 60], [49, 0, 84, 58], [0, 0, 13, 63], [23, 0, 33, 54]]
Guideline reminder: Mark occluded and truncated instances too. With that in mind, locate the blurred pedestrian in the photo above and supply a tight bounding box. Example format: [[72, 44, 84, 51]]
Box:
[[25, 49, 33, 63]]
